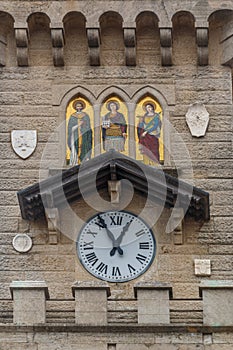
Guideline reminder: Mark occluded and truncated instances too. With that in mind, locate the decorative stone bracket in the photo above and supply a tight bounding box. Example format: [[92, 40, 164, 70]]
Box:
[[196, 27, 208, 66], [167, 207, 184, 244], [87, 28, 100, 66], [159, 28, 172, 66], [124, 28, 136, 66], [51, 28, 65, 66], [15, 28, 29, 66], [108, 180, 121, 204], [42, 192, 60, 244]]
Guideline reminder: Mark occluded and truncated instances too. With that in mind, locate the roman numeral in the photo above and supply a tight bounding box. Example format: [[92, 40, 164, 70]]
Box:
[[110, 215, 123, 226], [85, 252, 98, 266], [83, 241, 94, 250], [135, 229, 145, 237], [86, 230, 98, 238], [136, 253, 147, 264], [95, 221, 105, 229], [139, 242, 150, 250], [112, 266, 121, 276], [128, 264, 136, 273], [96, 262, 108, 274]]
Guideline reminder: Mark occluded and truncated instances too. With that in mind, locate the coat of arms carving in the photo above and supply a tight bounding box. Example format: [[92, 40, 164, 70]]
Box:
[[11, 130, 37, 159]]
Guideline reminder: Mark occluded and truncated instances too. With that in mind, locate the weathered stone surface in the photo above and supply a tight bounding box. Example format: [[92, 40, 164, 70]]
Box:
[[0, 0, 232, 348]]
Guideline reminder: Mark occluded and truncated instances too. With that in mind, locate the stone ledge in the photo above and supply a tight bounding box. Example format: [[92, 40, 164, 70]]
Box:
[[10, 281, 50, 299], [199, 280, 233, 297], [72, 281, 111, 298], [134, 282, 173, 299]]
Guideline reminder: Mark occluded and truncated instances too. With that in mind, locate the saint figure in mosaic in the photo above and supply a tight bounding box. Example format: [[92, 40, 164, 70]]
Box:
[[102, 100, 127, 152], [67, 100, 93, 165], [137, 101, 162, 163]]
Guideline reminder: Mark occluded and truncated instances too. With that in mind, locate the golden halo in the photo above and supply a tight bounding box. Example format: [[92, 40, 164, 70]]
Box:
[[106, 100, 120, 111], [142, 101, 157, 112], [72, 99, 86, 110]]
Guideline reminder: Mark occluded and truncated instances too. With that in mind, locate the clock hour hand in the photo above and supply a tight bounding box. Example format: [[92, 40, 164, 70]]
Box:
[[97, 215, 121, 256], [110, 218, 134, 256]]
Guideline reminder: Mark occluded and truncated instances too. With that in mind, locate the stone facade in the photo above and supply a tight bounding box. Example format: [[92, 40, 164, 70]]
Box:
[[0, 0, 233, 349]]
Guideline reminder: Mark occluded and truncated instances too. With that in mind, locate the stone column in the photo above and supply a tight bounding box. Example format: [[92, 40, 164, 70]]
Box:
[[72, 281, 111, 325], [199, 280, 233, 326], [134, 282, 172, 324], [10, 281, 49, 325]]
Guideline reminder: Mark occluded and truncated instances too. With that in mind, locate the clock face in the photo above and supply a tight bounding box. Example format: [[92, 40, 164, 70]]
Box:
[[76, 211, 156, 282]]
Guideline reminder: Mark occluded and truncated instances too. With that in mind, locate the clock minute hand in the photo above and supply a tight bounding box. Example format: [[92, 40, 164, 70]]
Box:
[[110, 219, 134, 256], [116, 219, 133, 245]]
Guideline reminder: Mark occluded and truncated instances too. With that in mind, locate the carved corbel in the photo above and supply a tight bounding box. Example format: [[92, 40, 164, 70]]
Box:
[[45, 207, 60, 244], [15, 28, 29, 66], [51, 28, 65, 67], [0, 34, 7, 66], [108, 180, 121, 204], [167, 208, 184, 245], [196, 28, 208, 66], [159, 28, 172, 66], [124, 28, 136, 66], [43, 192, 60, 244], [86, 28, 100, 66]]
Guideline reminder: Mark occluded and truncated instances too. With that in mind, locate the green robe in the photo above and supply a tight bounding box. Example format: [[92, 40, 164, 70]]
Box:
[[68, 112, 92, 163]]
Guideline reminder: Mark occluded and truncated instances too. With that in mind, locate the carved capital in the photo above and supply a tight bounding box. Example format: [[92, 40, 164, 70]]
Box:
[[15, 28, 29, 66], [87, 28, 100, 66], [124, 28, 136, 66], [159, 28, 172, 66], [51, 28, 65, 66], [196, 28, 208, 66]]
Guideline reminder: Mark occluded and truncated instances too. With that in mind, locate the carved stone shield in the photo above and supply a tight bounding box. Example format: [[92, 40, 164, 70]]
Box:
[[11, 130, 37, 159], [185, 103, 209, 137]]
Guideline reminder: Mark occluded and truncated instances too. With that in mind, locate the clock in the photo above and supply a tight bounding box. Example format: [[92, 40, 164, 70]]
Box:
[[76, 211, 156, 282]]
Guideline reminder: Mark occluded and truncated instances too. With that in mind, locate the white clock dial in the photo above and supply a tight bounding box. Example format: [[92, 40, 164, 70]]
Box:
[[76, 211, 156, 282]]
